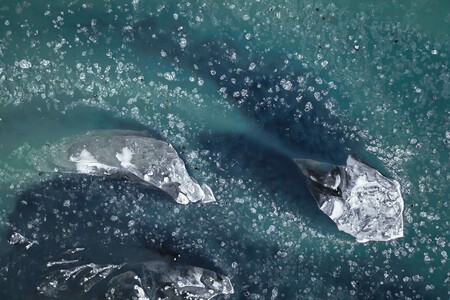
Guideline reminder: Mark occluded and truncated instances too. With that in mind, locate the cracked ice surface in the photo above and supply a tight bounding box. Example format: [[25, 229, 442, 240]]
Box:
[[38, 254, 233, 300], [106, 261, 234, 300], [34, 130, 215, 204], [295, 156, 404, 243]]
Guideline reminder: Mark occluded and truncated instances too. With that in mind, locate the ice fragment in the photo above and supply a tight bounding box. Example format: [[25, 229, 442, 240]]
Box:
[[295, 156, 404, 242]]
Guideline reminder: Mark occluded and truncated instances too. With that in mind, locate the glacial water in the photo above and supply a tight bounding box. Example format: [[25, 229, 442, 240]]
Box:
[[0, 0, 448, 299]]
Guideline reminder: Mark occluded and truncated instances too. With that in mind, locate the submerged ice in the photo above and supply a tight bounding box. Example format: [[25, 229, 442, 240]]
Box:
[[38, 258, 233, 300], [104, 261, 234, 300], [34, 130, 215, 204], [295, 156, 404, 242]]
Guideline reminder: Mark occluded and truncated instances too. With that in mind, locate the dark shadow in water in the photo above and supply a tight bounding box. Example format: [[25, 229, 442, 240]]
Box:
[[0, 175, 282, 299], [0, 175, 169, 298], [0, 173, 424, 299], [129, 5, 362, 165], [197, 132, 339, 234]]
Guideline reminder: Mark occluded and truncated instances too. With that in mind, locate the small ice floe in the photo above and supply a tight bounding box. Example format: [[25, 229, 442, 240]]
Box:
[[35, 130, 216, 205], [294, 156, 404, 243], [8, 232, 38, 249], [18, 59, 32, 69]]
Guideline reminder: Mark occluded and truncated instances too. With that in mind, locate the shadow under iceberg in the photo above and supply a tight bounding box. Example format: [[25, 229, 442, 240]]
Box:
[[0, 174, 286, 299]]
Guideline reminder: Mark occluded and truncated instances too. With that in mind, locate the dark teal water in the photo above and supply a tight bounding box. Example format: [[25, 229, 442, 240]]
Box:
[[0, 1, 448, 299]]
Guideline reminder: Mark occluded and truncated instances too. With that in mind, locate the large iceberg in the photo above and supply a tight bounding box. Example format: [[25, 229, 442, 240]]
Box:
[[294, 156, 404, 242], [33, 130, 215, 204]]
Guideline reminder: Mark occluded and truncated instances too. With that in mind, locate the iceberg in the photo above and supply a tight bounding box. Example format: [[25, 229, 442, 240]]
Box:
[[106, 261, 234, 300], [33, 130, 215, 204], [294, 156, 404, 242], [38, 255, 233, 300]]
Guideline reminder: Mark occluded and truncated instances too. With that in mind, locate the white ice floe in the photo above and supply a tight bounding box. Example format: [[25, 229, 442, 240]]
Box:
[[8, 232, 38, 250], [36, 130, 216, 205], [18, 59, 32, 69], [295, 155, 404, 243]]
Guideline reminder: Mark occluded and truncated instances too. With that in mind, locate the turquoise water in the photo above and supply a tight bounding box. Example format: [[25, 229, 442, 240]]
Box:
[[0, 0, 448, 299]]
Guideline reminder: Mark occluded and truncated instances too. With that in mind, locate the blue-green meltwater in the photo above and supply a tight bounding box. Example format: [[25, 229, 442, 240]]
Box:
[[0, 1, 448, 299]]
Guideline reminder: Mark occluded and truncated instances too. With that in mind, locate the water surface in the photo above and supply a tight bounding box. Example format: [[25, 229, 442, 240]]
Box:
[[0, 0, 448, 298]]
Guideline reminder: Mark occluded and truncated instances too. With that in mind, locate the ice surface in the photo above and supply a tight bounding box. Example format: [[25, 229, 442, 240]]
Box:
[[8, 232, 38, 250], [38, 256, 233, 300], [34, 130, 215, 204], [106, 261, 234, 300], [295, 156, 404, 242], [38, 262, 125, 297]]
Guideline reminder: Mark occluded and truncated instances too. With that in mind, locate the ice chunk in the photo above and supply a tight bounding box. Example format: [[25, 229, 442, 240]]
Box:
[[38, 262, 125, 297], [8, 232, 38, 250], [294, 156, 404, 242], [201, 183, 216, 203], [106, 261, 234, 300], [34, 130, 215, 205], [18, 59, 32, 69], [38, 259, 233, 300]]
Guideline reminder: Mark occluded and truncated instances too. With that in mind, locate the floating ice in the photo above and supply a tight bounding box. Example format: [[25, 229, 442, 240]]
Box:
[[38, 262, 125, 297], [34, 130, 215, 204], [38, 258, 233, 300], [8, 232, 38, 250], [295, 156, 404, 242], [18, 59, 32, 69], [106, 261, 234, 300]]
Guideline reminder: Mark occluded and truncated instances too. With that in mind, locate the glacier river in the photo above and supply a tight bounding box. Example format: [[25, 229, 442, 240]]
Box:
[[0, 0, 448, 299]]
